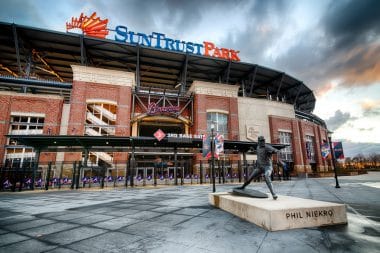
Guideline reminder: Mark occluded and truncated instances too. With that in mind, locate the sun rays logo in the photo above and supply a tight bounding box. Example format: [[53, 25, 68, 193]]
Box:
[[66, 12, 109, 39]]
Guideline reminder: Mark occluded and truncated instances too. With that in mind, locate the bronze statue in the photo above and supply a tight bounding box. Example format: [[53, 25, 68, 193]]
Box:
[[236, 136, 280, 200]]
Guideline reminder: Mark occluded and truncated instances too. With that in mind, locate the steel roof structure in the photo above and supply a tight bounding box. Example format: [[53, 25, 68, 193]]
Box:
[[0, 22, 315, 112], [7, 135, 286, 153]]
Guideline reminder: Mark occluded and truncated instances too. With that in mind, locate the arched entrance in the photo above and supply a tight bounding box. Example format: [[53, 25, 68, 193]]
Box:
[[138, 115, 185, 137]]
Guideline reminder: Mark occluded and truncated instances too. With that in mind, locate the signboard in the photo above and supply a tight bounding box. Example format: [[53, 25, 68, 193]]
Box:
[[153, 129, 166, 141], [67, 12, 240, 61], [246, 124, 259, 141], [333, 142, 344, 160], [167, 133, 203, 143], [147, 102, 180, 115]]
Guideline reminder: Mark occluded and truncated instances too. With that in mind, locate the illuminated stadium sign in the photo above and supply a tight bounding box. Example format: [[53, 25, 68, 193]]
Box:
[[147, 102, 180, 115], [67, 12, 240, 61], [66, 12, 109, 39]]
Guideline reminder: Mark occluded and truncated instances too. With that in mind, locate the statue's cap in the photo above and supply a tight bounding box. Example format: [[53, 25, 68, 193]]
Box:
[[258, 136, 265, 141]]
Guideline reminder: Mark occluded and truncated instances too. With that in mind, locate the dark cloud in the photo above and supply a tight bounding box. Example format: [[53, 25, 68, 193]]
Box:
[[0, 0, 46, 26], [323, 0, 380, 50], [257, 0, 380, 94], [325, 110, 353, 131], [221, 0, 291, 64], [95, 0, 237, 38]]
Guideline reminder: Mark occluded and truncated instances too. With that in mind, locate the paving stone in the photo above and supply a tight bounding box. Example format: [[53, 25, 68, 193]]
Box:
[[92, 217, 140, 230], [40, 227, 107, 245], [122, 237, 193, 253], [151, 206, 181, 213], [125, 210, 163, 220], [0, 173, 379, 252], [173, 207, 210, 216], [19, 222, 79, 237], [129, 204, 161, 211], [4, 219, 56, 232], [118, 220, 175, 239], [67, 231, 143, 252], [44, 246, 78, 253], [0, 239, 57, 253], [0, 233, 29, 246], [49, 212, 91, 221], [0, 215, 35, 226], [150, 213, 192, 226], [69, 214, 115, 225]]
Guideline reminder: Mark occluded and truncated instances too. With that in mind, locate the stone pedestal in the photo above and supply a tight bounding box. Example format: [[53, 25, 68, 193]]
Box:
[[209, 192, 347, 231]]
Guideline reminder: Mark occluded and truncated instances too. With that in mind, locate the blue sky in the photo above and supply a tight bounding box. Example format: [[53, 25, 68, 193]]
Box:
[[0, 0, 379, 157]]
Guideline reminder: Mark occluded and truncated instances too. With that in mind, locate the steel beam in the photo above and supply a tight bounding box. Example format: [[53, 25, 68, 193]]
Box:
[[275, 73, 285, 98], [32, 50, 63, 82], [224, 60, 231, 84], [181, 54, 188, 93], [248, 65, 258, 97], [12, 24, 22, 75], [0, 64, 18, 77], [80, 35, 87, 65], [136, 46, 140, 87]]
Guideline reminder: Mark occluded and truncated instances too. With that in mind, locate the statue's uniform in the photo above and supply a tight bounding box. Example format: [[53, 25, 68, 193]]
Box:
[[239, 141, 278, 199]]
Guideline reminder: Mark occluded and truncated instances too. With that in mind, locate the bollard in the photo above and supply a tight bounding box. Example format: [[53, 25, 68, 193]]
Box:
[[200, 160, 203, 184], [71, 161, 77, 190], [45, 162, 52, 191]]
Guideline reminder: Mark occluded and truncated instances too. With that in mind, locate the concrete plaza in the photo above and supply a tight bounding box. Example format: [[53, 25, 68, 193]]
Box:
[[0, 172, 379, 253]]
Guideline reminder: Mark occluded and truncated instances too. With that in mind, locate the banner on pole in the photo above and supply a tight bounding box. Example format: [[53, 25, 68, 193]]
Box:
[[202, 134, 211, 158], [321, 142, 330, 159], [214, 133, 224, 158], [333, 142, 345, 160]]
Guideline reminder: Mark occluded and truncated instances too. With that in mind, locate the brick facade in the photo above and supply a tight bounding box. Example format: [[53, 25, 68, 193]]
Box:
[[0, 67, 329, 177], [66, 66, 134, 163], [269, 115, 330, 174], [0, 92, 63, 163]]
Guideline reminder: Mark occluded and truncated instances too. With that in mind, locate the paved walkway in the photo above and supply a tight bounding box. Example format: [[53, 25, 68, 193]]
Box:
[[0, 172, 379, 253]]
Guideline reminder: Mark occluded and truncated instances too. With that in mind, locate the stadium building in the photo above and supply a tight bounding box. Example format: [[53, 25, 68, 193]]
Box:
[[0, 18, 333, 188]]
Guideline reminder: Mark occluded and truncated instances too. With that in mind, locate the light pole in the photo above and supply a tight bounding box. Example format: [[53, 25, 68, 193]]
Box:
[[328, 131, 340, 188], [211, 123, 216, 192]]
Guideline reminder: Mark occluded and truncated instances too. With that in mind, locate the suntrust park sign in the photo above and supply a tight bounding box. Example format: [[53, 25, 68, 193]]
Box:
[[66, 12, 240, 62]]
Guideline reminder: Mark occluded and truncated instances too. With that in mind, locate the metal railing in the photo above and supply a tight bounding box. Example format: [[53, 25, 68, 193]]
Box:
[[0, 159, 293, 192]]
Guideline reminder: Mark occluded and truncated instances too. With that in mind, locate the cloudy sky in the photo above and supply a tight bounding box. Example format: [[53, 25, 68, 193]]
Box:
[[0, 0, 379, 157]]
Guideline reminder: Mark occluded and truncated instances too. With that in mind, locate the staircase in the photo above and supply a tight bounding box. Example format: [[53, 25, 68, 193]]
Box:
[[85, 104, 116, 166]]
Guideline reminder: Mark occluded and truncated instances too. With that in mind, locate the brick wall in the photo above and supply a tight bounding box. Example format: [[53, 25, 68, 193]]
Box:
[[0, 91, 63, 163], [269, 115, 330, 175]]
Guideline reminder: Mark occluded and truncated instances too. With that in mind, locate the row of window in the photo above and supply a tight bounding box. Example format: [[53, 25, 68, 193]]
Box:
[[5, 116, 45, 167]]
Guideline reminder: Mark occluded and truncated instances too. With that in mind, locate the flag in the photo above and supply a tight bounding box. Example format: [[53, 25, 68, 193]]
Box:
[[202, 133, 224, 159], [333, 142, 345, 159], [321, 143, 330, 159], [202, 134, 211, 158], [306, 142, 312, 160], [214, 133, 224, 158]]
